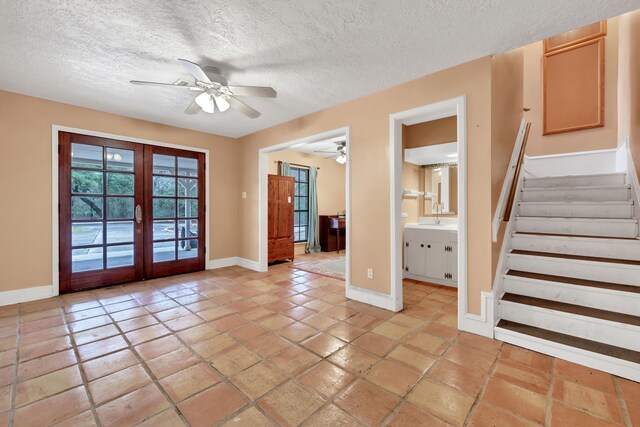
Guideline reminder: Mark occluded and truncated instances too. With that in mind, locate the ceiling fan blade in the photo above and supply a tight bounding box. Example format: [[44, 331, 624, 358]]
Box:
[[227, 85, 277, 98], [184, 99, 201, 115], [130, 80, 199, 89], [313, 150, 339, 154], [227, 96, 261, 118], [177, 59, 212, 84]]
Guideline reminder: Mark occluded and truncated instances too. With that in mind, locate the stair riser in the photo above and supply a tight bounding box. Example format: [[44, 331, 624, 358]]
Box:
[[524, 174, 627, 189], [507, 254, 640, 286], [494, 327, 640, 382], [515, 218, 638, 238], [518, 203, 633, 219], [521, 188, 630, 202], [511, 235, 640, 261], [504, 276, 640, 316], [499, 301, 640, 351]]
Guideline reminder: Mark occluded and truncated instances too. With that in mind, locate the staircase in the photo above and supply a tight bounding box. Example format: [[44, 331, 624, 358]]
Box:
[[494, 171, 640, 381]]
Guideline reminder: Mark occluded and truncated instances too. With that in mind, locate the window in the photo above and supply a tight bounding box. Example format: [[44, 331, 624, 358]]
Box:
[[291, 166, 309, 242]]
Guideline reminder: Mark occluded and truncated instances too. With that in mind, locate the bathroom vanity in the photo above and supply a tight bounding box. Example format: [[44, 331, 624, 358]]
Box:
[[404, 219, 458, 287]]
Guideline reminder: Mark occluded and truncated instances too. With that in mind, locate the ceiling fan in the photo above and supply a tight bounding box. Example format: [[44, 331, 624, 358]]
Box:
[[130, 59, 276, 118], [314, 141, 347, 164]]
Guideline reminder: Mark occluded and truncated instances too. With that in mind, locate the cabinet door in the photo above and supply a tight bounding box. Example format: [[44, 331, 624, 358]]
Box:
[[425, 241, 448, 280], [405, 240, 426, 277], [449, 243, 458, 281]]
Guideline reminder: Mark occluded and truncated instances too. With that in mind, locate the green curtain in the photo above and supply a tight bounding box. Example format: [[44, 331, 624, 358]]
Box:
[[306, 167, 321, 253], [279, 162, 291, 176]]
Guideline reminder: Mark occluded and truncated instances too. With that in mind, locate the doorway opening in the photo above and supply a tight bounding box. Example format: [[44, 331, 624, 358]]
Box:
[[390, 96, 467, 318], [258, 127, 351, 285]]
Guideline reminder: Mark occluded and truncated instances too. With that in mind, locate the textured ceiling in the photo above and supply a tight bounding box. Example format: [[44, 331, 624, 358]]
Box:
[[1, 1, 639, 138]]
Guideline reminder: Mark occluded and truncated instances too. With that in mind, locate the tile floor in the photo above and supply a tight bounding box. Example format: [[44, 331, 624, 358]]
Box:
[[0, 259, 639, 426]]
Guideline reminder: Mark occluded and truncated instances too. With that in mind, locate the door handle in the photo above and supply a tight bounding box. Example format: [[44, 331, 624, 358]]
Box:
[[135, 205, 142, 224]]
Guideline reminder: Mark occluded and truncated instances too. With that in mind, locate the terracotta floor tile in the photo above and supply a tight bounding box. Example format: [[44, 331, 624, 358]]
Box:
[[345, 312, 384, 329], [159, 363, 221, 403], [628, 399, 640, 427], [77, 335, 128, 362], [618, 377, 640, 404], [221, 406, 272, 426], [302, 313, 340, 331], [0, 349, 15, 368], [365, 359, 422, 397], [68, 315, 112, 334], [334, 379, 402, 425], [134, 335, 182, 360], [66, 307, 106, 323], [125, 323, 171, 345], [231, 361, 288, 400], [147, 347, 199, 379], [81, 349, 138, 381], [553, 359, 616, 394], [227, 323, 268, 343], [52, 409, 97, 427], [178, 382, 247, 427], [408, 379, 475, 426], [353, 331, 397, 357], [329, 345, 380, 375], [109, 307, 147, 322], [552, 378, 622, 423], [13, 386, 91, 427], [136, 409, 187, 427], [116, 315, 157, 333], [258, 380, 324, 427], [420, 321, 459, 340], [388, 345, 436, 373], [0, 336, 17, 352], [445, 343, 496, 373], [19, 335, 72, 361], [176, 323, 220, 345], [269, 345, 321, 376], [197, 306, 235, 321], [457, 331, 503, 355], [211, 313, 249, 332], [154, 307, 191, 322], [96, 383, 170, 427], [326, 322, 367, 342], [302, 404, 359, 427], [248, 333, 294, 358], [493, 359, 550, 395], [73, 324, 120, 346], [163, 313, 204, 332], [191, 333, 237, 360], [483, 377, 547, 424], [467, 402, 540, 427], [499, 345, 551, 374], [550, 401, 619, 427], [0, 366, 13, 388], [211, 346, 261, 376], [0, 385, 10, 413], [300, 332, 347, 357], [88, 364, 151, 405], [428, 359, 486, 397], [298, 360, 356, 398], [277, 322, 318, 342], [17, 349, 77, 382], [281, 306, 315, 321], [21, 325, 69, 346], [405, 332, 449, 356], [0, 412, 8, 426], [258, 313, 295, 331], [15, 365, 83, 407], [389, 402, 449, 427], [241, 306, 275, 321]]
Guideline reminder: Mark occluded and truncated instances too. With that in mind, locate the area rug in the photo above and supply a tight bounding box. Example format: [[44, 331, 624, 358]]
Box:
[[292, 257, 346, 280]]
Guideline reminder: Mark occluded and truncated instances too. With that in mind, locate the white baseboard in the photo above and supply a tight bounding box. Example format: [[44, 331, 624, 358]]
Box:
[[0, 285, 54, 307], [207, 257, 264, 272], [458, 291, 496, 338], [346, 285, 402, 312]]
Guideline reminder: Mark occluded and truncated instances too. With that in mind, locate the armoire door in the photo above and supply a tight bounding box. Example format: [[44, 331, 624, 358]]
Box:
[[59, 133, 144, 292], [267, 174, 294, 263], [59, 132, 206, 292]]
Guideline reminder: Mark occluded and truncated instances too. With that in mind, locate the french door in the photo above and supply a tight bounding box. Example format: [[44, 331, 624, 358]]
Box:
[[59, 132, 206, 292]]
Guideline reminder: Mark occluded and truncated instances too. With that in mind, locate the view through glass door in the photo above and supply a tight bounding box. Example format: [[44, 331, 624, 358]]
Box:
[[59, 132, 205, 292]]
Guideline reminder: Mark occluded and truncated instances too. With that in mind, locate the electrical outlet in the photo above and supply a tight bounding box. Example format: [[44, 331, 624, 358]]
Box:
[[367, 268, 374, 279]]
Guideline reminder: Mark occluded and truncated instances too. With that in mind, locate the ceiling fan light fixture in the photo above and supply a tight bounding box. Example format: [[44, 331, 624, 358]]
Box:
[[214, 96, 230, 112], [195, 92, 214, 113], [336, 154, 347, 164]]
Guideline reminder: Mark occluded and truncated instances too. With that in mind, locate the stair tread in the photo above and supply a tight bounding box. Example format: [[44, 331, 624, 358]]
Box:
[[525, 172, 626, 180], [516, 217, 637, 222], [523, 184, 630, 191], [510, 250, 640, 266], [519, 200, 633, 205], [506, 270, 640, 294], [501, 293, 640, 326], [496, 320, 640, 364], [513, 232, 640, 241]]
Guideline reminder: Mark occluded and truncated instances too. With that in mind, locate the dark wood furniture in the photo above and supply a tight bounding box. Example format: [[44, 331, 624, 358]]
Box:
[[319, 215, 346, 253], [268, 174, 295, 263]]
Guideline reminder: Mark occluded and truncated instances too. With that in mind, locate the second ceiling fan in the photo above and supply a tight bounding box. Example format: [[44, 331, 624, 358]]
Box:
[[130, 59, 277, 118]]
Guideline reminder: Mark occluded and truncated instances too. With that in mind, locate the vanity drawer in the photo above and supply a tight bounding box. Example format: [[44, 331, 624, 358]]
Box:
[[449, 231, 458, 242]]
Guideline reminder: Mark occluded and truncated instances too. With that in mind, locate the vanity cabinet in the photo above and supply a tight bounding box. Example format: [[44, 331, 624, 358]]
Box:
[[404, 227, 457, 287]]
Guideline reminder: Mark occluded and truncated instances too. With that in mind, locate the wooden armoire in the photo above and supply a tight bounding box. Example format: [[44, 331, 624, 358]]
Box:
[[268, 174, 295, 263]]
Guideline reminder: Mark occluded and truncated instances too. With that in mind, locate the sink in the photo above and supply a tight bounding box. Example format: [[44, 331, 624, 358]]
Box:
[[405, 223, 458, 231]]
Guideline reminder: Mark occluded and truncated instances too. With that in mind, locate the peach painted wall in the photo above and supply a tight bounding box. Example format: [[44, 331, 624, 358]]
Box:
[[490, 49, 524, 278], [522, 18, 620, 156], [404, 117, 457, 148], [267, 150, 346, 216], [618, 11, 640, 178], [0, 90, 239, 293], [238, 58, 493, 314]]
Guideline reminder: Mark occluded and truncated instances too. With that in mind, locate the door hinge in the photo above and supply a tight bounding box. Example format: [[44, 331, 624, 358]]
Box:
[[58, 145, 61, 154]]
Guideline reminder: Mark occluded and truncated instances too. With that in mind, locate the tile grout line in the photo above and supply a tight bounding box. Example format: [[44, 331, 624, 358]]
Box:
[[613, 376, 633, 427], [545, 354, 556, 426], [7, 305, 22, 427]]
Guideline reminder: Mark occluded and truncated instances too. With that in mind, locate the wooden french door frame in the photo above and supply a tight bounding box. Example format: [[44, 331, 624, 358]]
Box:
[[58, 131, 206, 293]]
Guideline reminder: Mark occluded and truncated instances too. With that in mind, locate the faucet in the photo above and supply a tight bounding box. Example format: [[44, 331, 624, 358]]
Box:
[[433, 202, 441, 224]]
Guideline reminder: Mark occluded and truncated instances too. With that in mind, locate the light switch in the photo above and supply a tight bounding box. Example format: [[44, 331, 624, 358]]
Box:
[[241, 192, 247, 199]]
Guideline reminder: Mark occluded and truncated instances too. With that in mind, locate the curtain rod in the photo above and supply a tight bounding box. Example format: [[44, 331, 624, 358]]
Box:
[[275, 160, 320, 170]]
